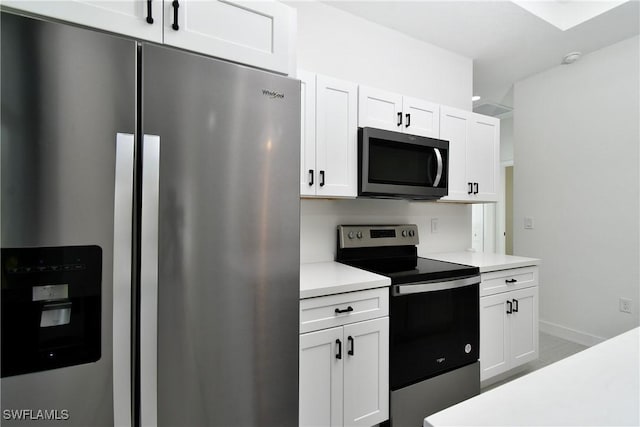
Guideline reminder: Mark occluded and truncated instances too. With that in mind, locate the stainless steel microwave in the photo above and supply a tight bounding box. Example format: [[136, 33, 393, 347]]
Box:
[[358, 127, 449, 200]]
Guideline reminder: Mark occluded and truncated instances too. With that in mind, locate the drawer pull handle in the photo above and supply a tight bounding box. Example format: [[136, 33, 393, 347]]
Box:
[[506, 300, 513, 314], [505, 279, 518, 284], [336, 339, 342, 360], [513, 298, 519, 313], [335, 306, 354, 314], [347, 336, 355, 356]]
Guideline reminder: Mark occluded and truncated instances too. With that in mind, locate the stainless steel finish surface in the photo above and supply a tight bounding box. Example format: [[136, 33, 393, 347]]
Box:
[[433, 148, 443, 187], [39, 303, 72, 327], [338, 224, 419, 248], [113, 133, 135, 427], [390, 362, 480, 427], [140, 135, 160, 427], [1, 11, 135, 426], [392, 275, 480, 296], [142, 44, 300, 426]]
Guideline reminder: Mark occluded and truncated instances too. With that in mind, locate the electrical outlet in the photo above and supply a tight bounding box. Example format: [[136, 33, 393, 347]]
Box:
[[431, 218, 439, 233], [524, 217, 534, 229], [619, 298, 632, 314]]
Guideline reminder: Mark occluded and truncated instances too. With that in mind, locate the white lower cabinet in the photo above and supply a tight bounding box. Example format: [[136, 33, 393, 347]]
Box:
[[480, 268, 539, 382], [300, 289, 389, 426]]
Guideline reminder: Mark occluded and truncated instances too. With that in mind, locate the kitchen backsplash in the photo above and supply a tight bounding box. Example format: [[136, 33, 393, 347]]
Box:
[[300, 198, 472, 263]]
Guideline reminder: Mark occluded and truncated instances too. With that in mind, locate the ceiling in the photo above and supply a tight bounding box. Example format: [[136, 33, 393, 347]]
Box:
[[324, 1, 640, 110]]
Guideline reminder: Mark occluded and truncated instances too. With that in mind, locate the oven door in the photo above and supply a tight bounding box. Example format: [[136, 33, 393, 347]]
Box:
[[358, 127, 448, 199], [390, 276, 479, 390]]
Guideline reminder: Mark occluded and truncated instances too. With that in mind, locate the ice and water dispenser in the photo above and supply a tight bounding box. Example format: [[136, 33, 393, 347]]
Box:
[[1, 246, 102, 377]]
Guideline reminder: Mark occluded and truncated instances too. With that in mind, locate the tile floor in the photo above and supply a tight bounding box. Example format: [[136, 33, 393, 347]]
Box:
[[482, 331, 588, 392]]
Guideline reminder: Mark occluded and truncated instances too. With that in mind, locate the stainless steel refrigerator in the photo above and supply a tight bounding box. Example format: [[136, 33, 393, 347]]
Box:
[[1, 11, 300, 426]]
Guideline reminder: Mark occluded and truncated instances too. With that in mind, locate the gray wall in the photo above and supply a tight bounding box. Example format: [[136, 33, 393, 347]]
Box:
[[513, 36, 640, 343]]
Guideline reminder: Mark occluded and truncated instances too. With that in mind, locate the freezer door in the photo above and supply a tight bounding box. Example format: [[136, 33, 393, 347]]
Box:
[[141, 44, 300, 426], [1, 12, 136, 427]]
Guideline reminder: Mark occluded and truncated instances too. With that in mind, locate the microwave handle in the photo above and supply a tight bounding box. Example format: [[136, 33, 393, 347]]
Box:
[[433, 148, 443, 187]]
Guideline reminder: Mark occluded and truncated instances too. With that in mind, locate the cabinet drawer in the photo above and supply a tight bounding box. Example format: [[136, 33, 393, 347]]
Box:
[[300, 288, 389, 333], [480, 266, 538, 297]]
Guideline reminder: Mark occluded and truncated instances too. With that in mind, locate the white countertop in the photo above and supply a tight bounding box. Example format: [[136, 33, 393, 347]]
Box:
[[300, 261, 391, 299], [426, 251, 540, 272], [425, 327, 640, 427]]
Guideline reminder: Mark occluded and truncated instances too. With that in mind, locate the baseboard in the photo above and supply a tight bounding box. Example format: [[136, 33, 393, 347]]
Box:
[[539, 320, 606, 347]]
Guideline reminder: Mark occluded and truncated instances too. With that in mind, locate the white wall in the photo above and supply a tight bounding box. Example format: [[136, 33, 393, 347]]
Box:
[[513, 36, 640, 343], [288, 1, 473, 110], [300, 199, 471, 263], [288, 1, 474, 262], [500, 116, 514, 163]]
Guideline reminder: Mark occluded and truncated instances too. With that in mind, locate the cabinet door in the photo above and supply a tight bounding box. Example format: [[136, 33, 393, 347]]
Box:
[[315, 75, 358, 198], [343, 318, 389, 426], [358, 86, 403, 132], [299, 70, 317, 196], [480, 294, 510, 381], [300, 327, 344, 427], [468, 114, 500, 201], [509, 287, 539, 367], [440, 106, 471, 201], [403, 96, 440, 138], [2, 0, 163, 42], [163, 0, 293, 74]]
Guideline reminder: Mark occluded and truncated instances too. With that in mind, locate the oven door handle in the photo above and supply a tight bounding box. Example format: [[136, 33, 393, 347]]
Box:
[[392, 275, 480, 296]]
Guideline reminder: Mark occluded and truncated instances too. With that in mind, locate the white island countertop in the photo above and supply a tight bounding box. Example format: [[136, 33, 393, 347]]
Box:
[[300, 261, 390, 299], [425, 327, 640, 427], [426, 251, 540, 273]]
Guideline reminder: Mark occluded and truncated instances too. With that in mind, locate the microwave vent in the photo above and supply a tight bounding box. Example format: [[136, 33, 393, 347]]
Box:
[[473, 101, 513, 118]]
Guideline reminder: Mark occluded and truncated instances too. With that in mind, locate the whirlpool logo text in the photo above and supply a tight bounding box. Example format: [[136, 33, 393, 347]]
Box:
[[262, 89, 285, 99]]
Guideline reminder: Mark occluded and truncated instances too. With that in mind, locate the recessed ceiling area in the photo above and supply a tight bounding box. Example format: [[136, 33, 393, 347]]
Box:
[[324, 1, 640, 109], [511, 0, 630, 31]]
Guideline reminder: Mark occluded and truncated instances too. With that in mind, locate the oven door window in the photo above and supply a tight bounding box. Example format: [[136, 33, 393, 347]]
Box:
[[368, 138, 447, 189], [390, 283, 479, 390]]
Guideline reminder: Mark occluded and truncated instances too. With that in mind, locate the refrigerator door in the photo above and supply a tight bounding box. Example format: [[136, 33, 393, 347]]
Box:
[[1, 12, 136, 426], [141, 44, 300, 426]]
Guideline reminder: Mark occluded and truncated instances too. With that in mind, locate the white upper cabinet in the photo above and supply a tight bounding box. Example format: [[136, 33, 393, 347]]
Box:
[[163, 0, 294, 74], [358, 86, 403, 132], [358, 86, 440, 138], [440, 106, 500, 202], [2, 0, 163, 42], [402, 96, 440, 138], [3, 0, 295, 74], [299, 71, 357, 198]]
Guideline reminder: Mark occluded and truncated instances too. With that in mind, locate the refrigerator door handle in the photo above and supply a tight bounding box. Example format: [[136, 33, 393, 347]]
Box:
[[113, 133, 134, 427], [140, 134, 160, 427]]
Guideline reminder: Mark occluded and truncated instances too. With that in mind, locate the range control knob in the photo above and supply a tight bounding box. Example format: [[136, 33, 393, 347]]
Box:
[[409, 230, 415, 237], [348, 231, 355, 239], [402, 230, 408, 237], [356, 231, 363, 239]]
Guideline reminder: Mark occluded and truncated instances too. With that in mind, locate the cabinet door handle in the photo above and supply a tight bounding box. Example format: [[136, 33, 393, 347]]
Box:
[[506, 300, 513, 314], [308, 169, 314, 186], [347, 336, 355, 356], [336, 339, 342, 360], [513, 298, 519, 313], [146, 0, 154, 24], [397, 112, 403, 127], [171, 0, 180, 31], [474, 182, 479, 194], [334, 306, 353, 314], [468, 182, 473, 194], [405, 113, 411, 128], [319, 170, 325, 187], [505, 278, 518, 284]]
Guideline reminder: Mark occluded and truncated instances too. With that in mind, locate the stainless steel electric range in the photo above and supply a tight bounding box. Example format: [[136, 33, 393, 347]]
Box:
[[336, 224, 481, 426]]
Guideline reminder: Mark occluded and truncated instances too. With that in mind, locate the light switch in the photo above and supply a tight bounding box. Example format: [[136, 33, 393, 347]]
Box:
[[524, 217, 534, 229]]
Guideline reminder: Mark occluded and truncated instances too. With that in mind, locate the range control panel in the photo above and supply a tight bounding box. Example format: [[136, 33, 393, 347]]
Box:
[[337, 224, 419, 249]]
